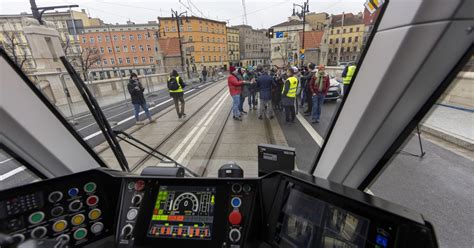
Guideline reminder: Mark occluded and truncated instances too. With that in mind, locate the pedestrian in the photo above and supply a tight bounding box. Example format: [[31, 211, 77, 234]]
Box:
[[272, 69, 284, 111], [202, 66, 208, 83], [256, 66, 275, 120], [167, 69, 186, 119], [281, 67, 299, 123], [310, 64, 330, 124], [302, 63, 318, 115], [228, 66, 244, 121], [238, 68, 250, 114], [342, 62, 356, 96], [247, 68, 258, 110], [127, 72, 153, 124]]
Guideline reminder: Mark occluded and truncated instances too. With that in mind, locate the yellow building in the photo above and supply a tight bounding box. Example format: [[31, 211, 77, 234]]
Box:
[[227, 27, 240, 66], [158, 16, 228, 71], [327, 13, 364, 66]]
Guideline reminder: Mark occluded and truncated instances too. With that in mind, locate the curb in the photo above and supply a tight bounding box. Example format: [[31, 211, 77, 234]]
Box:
[[420, 123, 473, 151]]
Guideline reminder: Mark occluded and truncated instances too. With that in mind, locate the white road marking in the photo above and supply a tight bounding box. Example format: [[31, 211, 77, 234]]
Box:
[[168, 92, 228, 160], [83, 89, 195, 141], [175, 93, 229, 163], [0, 158, 13, 164], [296, 114, 324, 147], [0, 166, 26, 181]]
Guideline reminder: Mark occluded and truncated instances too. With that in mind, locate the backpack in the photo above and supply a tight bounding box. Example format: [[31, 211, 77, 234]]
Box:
[[167, 77, 179, 91]]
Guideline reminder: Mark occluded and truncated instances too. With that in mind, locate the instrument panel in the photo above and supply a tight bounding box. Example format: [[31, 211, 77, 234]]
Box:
[[0, 169, 438, 248]]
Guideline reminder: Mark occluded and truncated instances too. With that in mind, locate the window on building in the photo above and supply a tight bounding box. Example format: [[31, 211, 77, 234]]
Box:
[[137, 34, 142, 40], [208, 56, 211, 61], [336, 38, 339, 44], [113, 35, 118, 41], [206, 27, 208, 32], [341, 47, 344, 53], [201, 47, 204, 52], [348, 37, 352, 43], [356, 27, 360, 32], [129, 34, 134, 40], [189, 36, 193, 42], [96, 60, 101, 65], [347, 47, 351, 52], [208, 46, 210, 51], [90, 37, 95, 43], [202, 56, 205, 62], [352, 55, 356, 60], [97, 35, 102, 42], [108, 47, 112, 53], [201, 36, 204, 41], [145, 33, 150, 40], [115, 46, 120, 52], [179, 25, 183, 32], [354, 46, 357, 52], [149, 57, 154, 63], [172, 26, 176, 32], [82, 37, 86, 43], [118, 58, 123, 64], [336, 29, 340, 34], [139, 45, 144, 51], [100, 47, 105, 54], [126, 57, 131, 63], [131, 45, 136, 52], [123, 45, 128, 52], [342, 37, 345, 43], [207, 37, 209, 42], [103, 58, 108, 65], [134, 57, 138, 63], [147, 45, 151, 51], [343, 28, 346, 33], [214, 56, 216, 61], [105, 35, 110, 42], [329, 48, 332, 53], [329, 39, 333, 44], [187, 26, 192, 31], [334, 48, 338, 53], [350, 27, 353, 33], [213, 47, 216, 52], [166, 27, 170, 32], [110, 58, 115, 64], [141, 57, 146, 63], [331, 30, 334, 35], [122, 34, 126, 40], [355, 36, 359, 42]]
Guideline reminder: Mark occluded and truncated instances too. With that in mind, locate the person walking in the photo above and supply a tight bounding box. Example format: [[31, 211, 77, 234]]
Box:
[[342, 62, 356, 96], [228, 66, 244, 120], [167, 69, 186, 119], [302, 63, 317, 115], [238, 68, 250, 114], [127, 73, 153, 124], [310, 64, 330, 124], [247, 68, 258, 110], [202, 66, 208, 83], [281, 67, 299, 123], [256, 68, 275, 120]]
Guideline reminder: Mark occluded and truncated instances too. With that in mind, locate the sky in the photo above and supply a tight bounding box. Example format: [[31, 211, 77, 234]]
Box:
[[0, 0, 367, 28]]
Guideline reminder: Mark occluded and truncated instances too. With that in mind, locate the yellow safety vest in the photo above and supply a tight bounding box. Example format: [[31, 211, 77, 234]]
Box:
[[168, 76, 183, 93], [282, 76, 298, 98], [343, 65, 356, 85]]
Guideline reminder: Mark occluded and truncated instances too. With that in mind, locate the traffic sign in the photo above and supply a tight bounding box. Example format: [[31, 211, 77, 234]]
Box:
[[365, 0, 384, 14], [300, 54, 305, 59], [275, 32, 284, 38]]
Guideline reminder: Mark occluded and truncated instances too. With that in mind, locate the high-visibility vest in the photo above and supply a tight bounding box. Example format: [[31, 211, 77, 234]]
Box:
[[282, 76, 298, 98], [343, 65, 356, 85], [168, 76, 183, 93]]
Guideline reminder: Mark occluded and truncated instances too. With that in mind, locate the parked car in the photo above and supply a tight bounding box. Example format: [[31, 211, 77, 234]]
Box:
[[325, 77, 342, 101]]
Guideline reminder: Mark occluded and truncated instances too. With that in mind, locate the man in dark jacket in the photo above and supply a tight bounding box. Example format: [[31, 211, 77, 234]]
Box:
[[168, 69, 186, 118], [301, 63, 318, 115], [256, 69, 275, 120], [202, 66, 208, 82], [127, 73, 153, 124], [309, 64, 330, 124]]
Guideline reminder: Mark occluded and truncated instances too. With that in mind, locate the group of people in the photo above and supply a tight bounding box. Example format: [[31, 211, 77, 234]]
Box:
[[228, 63, 332, 124]]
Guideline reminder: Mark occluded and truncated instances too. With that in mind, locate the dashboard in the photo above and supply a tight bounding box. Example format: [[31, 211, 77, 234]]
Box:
[[0, 169, 438, 248]]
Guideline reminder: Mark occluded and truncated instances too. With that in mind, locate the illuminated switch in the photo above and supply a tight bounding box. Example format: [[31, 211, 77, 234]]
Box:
[[69, 200, 83, 212], [71, 214, 85, 226], [178, 228, 182, 235], [88, 209, 102, 220], [160, 227, 165, 234], [51, 206, 64, 217], [91, 222, 104, 234], [48, 191, 63, 203], [228, 210, 242, 225], [28, 211, 45, 224], [52, 220, 68, 232], [134, 180, 145, 191], [68, 188, 79, 197], [86, 195, 99, 207], [83, 182, 97, 193], [73, 228, 88, 240]]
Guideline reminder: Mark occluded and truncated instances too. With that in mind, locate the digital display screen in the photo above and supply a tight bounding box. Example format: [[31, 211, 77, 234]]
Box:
[[147, 186, 216, 240], [277, 189, 370, 248]]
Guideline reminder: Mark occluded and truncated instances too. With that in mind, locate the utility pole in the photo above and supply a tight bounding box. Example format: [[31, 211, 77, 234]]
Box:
[[171, 9, 190, 79], [293, 0, 309, 68], [29, 0, 78, 25]]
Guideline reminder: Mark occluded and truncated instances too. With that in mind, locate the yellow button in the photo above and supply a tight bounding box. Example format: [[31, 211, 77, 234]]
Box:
[[53, 220, 67, 232], [71, 214, 85, 226], [88, 209, 102, 220]]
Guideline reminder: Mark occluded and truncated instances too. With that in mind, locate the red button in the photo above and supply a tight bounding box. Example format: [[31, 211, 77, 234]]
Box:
[[228, 210, 242, 225], [86, 195, 99, 206], [134, 180, 145, 191]]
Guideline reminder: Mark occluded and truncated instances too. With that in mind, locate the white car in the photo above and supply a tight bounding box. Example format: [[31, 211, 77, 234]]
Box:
[[325, 78, 342, 101]]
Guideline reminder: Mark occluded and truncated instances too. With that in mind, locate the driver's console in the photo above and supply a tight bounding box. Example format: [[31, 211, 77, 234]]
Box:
[[0, 169, 438, 247]]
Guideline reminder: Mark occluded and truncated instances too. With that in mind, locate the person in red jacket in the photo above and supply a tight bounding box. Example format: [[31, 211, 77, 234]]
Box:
[[228, 66, 244, 120], [310, 64, 330, 124]]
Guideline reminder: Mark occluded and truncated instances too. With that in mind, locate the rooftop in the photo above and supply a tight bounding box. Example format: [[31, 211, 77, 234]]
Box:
[[271, 19, 304, 28], [158, 16, 226, 25], [331, 13, 363, 27]]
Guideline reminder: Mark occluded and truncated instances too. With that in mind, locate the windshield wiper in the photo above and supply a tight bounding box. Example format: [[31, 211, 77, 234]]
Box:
[[60, 56, 130, 172]]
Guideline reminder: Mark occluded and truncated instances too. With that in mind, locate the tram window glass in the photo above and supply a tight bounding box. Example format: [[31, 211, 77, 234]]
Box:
[[369, 56, 474, 248], [0, 148, 41, 191]]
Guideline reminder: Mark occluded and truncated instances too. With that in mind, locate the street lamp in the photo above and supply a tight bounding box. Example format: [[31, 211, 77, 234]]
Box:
[[293, 0, 310, 67], [171, 9, 190, 79]]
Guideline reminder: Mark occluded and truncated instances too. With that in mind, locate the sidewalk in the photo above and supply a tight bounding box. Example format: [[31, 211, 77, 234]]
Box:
[[421, 104, 474, 151]]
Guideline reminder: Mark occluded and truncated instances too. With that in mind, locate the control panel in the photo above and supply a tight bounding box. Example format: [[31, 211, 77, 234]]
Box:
[[0, 170, 120, 247]]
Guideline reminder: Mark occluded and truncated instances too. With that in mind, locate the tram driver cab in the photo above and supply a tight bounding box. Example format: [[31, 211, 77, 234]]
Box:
[[1, 0, 472, 247]]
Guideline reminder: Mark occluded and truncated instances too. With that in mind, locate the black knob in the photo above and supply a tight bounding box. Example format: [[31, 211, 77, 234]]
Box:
[[131, 194, 142, 207], [229, 228, 241, 242], [122, 224, 133, 240]]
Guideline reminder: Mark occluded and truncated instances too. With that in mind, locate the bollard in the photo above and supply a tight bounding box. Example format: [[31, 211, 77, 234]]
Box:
[[218, 162, 243, 178]]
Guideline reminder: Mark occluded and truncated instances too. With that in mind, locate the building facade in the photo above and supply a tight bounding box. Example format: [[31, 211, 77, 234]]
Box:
[[232, 25, 271, 67], [158, 16, 228, 71], [327, 13, 364, 66], [80, 21, 163, 79], [270, 18, 311, 67], [0, 9, 102, 73], [227, 27, 240, 66]]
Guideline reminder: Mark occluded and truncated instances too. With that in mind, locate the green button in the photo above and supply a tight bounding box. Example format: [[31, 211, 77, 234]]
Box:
[[74, 228, 88, 240], [84, 182, 97, 193], [127, 182, 135, 190], [29, 211, 45, 224]]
